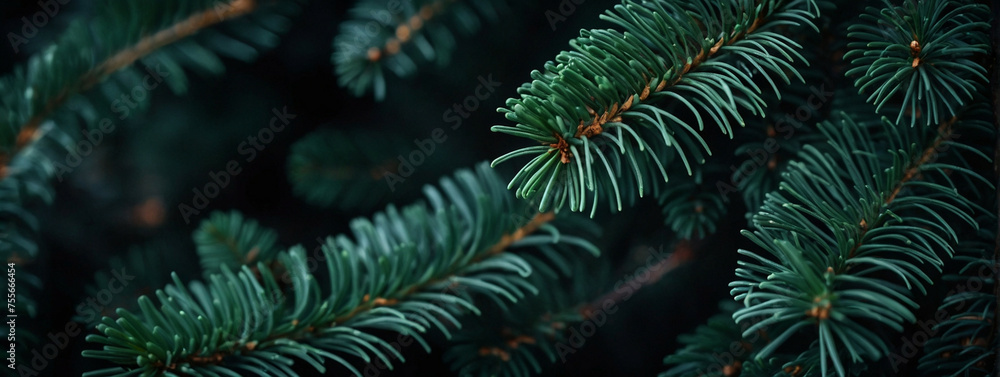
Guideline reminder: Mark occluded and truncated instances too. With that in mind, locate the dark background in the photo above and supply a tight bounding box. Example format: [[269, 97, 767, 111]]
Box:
[[0, 0, 752, 376]]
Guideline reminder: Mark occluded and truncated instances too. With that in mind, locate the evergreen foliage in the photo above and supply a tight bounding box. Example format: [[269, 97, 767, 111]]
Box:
[[0, 0, 304, 343], [492, 0, 819, 214], [0, 0, 994, 376], [917, 214, 998, 376], [656, 168, 727, 240], [845, 0, 990, 127], [730, 111, 988, 376], [443, 256, 608, 377], [661, 301, 771, 377], [332, 0, 510, 100], [81, 163, 600, 376], [193, 211, 281, 275]]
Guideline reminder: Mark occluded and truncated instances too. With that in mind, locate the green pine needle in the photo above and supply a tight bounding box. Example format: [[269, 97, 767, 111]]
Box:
[[194, 211, 281, 275], [333, 0, 510, 100], [730, 111, 987, 377], [82, 163, 600, 376], [845, 0, 989, 128], [491, 0, 819, 215]]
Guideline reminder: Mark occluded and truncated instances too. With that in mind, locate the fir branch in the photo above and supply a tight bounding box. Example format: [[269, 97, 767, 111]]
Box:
[[845, 0, 990, 128], [657, 168, 728, 240], [448, 239, 691, 377], [727, 71, 839, 215], [333, 0, 509, 100], [193, 211, 280, 275], [0, 2, 302, 337], [918, 232, 999, 376], [0, 0, 258, 174], [491, 0, 820, 214], [661, 301, 770, 377], [167, 211, 553, 372], [82, 163, 599, 377], [730, 112, 987, 376], [444, 255, 608, 377]]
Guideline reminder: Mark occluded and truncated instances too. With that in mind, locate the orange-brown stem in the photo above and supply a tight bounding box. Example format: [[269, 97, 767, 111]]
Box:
[[153, 211, 557, 372], [551, 7, 773, 164], [1, 0, 257, 179], [582, 240, 694, 313], [476, 334, 536, 362], [366, 0, 454, 62], [476, 239, 695, 366], [844, 117, 956, 262]]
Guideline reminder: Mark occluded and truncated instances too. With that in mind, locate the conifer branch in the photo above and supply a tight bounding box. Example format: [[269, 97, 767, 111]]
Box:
[[731, 111, 987, 376], [657, 170, 728, 239], [446, 239, 693, 377], [82, 163, 599, 377], [333, 0, 509, 100], [155, 209, 556, 373], [884, 118, 957, 205], [1, 0, 259, 177], [0, 1, 301, 332], [662, 301, 775, 377], [491, 0, 820, 214], [194, 211, 280, 275], [845, 0, 989, 128], [917, 229, 998, 376], [844, 116, 958, 261]]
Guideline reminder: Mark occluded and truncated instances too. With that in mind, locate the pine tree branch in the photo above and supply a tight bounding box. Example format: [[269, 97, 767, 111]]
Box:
[[443, 245, 609, 377], [0, 0, 258, 178], [445, 238, 692, 376], [335, 212, 556, 325], [333, 0, 509, 100], [549, 3, 770, 157], [362, 0, 447, 63], [492, 0, 819, 214], [885, 119, 957, 205], [845, 0, 989, 128], [846, 117, 957, 260], [731, 111, 985, 376], [195, 211, 281, 274], [154, 211, 557, 373], [485, 212, 555, 256], [205, 224, 250, 263], [83, 165, 598, 376]]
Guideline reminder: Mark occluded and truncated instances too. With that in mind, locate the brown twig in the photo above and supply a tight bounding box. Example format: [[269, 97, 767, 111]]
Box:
[[549, 4, 774, 164], [583, 239, 695, 312], [153, 211, 557, 372], [845, 117, 957, 260], [365, 0, 453, 62], [0, 0, 258, 179]]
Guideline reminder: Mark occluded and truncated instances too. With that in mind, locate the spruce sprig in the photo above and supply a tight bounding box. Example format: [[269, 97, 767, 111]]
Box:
[[730, 112, 987, 376], [491, 0, 819, 215], [82, 163, 599, 376], [845, 0, 989, 128], [333, 0, 509, 100]]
